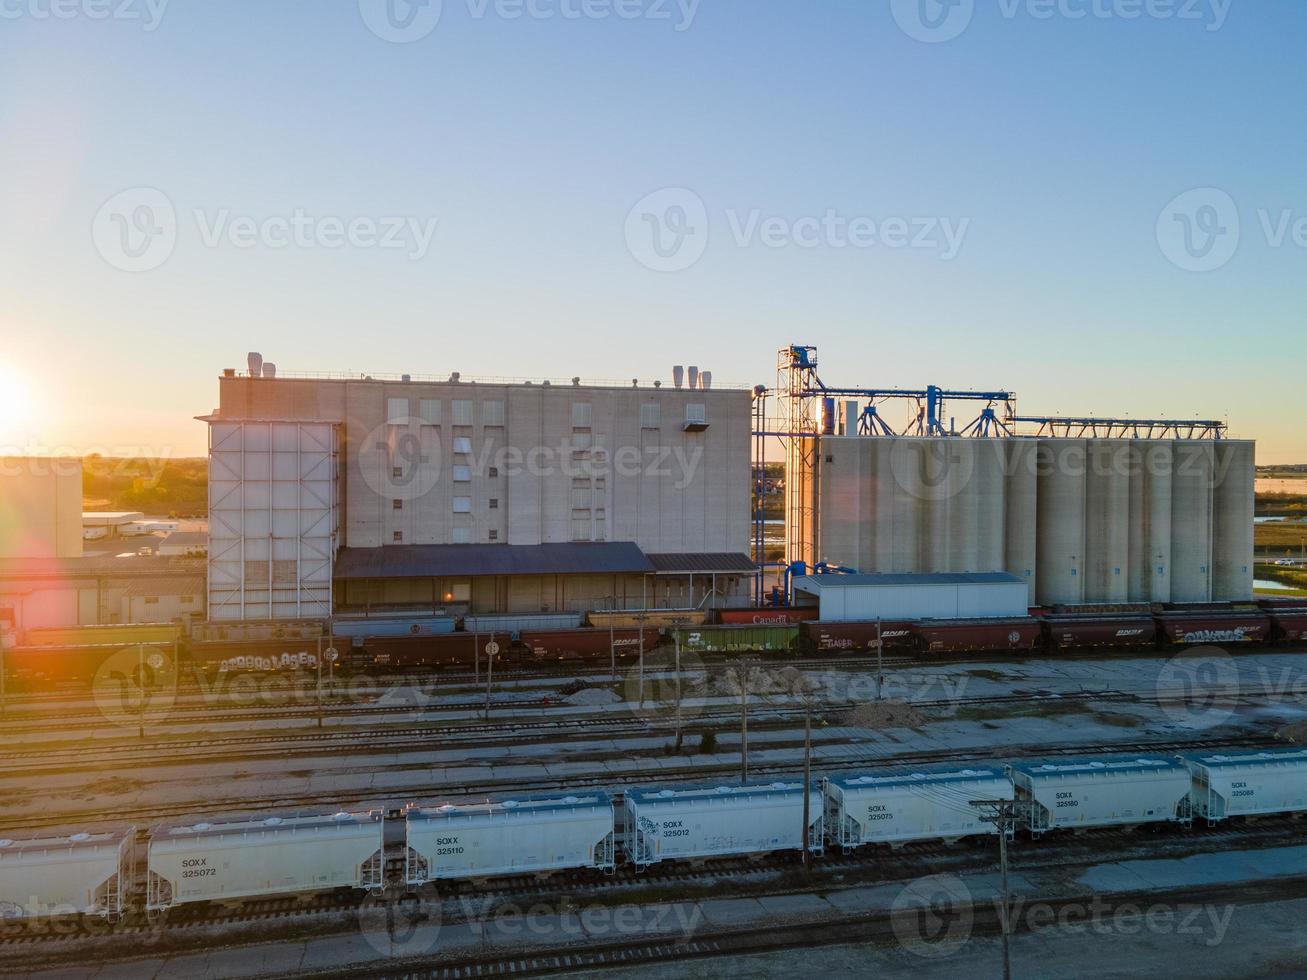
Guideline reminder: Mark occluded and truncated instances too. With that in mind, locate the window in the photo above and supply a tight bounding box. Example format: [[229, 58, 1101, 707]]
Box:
[[489, 498, 499, 509], [482, 400, 505, 426], [489, 529, 499, 541], [392, 466, 403, 480], [572, 402, 592, 428], [453, 465, 472, 482], [387, 397, 409, 422], [595, 516, 606, 541], [180, 595, 193, 604], [274, 560, 296, 584], [453, 437, 472, 454], [488, 466, 498, 478], [453, 497, 472, 513], [571, 516, 591, 541], [244, 560, 269, 584], [144, 596, 159, 604], [640, 403, 660, 428], [572, 430, 593, 450], [419, 399, 441, 424], [452, 400, 474, 426], [687, 403, 706, 424], [393, 531, 403, 542], [451, 527, 471, 544], [392, 499, 403, 510]]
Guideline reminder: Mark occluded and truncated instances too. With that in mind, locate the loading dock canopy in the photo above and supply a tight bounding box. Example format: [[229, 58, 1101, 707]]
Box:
[[334, 542, 655, 580], [793, 572, 1029, 622], [645, 553, 756, 575]]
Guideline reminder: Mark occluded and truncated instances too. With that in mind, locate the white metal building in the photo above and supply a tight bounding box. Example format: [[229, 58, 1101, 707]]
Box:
[[793, 572, 1029, 622]]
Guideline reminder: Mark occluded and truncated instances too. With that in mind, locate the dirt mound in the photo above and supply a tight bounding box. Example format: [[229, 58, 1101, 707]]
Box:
[[844, 699, 924, 730], [1277, 721, 1307, 744]]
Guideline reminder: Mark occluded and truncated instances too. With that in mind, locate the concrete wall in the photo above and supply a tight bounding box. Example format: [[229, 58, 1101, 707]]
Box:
[[215, 376, 750, 556], [0, 458, 83, 559], [808, 436, 1255, 606]]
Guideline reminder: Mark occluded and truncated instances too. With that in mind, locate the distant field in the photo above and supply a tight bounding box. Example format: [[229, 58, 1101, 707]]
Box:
[[1258, 477, 1307, 494]]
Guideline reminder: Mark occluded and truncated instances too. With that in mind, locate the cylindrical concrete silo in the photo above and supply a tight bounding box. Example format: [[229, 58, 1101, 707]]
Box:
[[1129, 440, 1172, 603], [1212, 440, 1254, 601], [946, 439, 981, 572], [1004, 439, 1039, 605], [1170, 441, 1215, 604], [917, 438, 953, 573], [971, 439, 1007, 572], [1084, 440, 1131, 603], [883, 439, 925, 572], [1036, 438, 1087, 606]]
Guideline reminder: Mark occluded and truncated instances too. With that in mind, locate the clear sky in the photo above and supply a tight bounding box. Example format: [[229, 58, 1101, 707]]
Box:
[[1, 0, 1302, 461]]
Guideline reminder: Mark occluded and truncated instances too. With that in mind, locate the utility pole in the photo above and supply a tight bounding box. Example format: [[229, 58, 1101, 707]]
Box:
[[609, 596, 617, 684], [316, 636, 323, 730], [474, 629, 480, 686], [636, 611, 645, 708], [970, 799, 1019, 980], [876, 617, 884, 701], [137, 642, 146, 740], [730, 657, 760, 784], [484, 633, 495, 721], [0, 642, 6, 718], [673, 632, 683, 752], [801, 695, 813, 872]]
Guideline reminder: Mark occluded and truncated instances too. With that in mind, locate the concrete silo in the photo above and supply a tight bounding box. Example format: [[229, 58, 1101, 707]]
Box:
[[1036, 438, 1087, 606], [1128, 440, 1173, 603], [1004, 439, 1039, 606], [1212, 440, 1255, 600], [1170, 440, 1215, 603], [1084, 440, 1131, 603], [973, 439, 1008, 573]]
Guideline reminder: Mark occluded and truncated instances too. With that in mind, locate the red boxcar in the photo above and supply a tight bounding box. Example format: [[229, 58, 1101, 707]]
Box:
[[1156, 613, 1272, 646], [914, 619, 1044, 655], [1269, 609, 1307, 643], [519, 628, 661, 662], [801, 620, 916, 653], [363, 633, 486, 669], [1043, 616, 1157, 651], [717, 607, 820, 626]]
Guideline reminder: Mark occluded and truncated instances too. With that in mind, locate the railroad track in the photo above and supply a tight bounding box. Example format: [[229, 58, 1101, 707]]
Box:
[[0, 730, 1283, 836]]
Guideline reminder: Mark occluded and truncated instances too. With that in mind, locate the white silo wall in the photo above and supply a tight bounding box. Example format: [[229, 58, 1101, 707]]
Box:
[[889, 440, 926, 573], [1004, 439, 1039, 606], [946, 440, 981, 572], [1129, 440, 1173, 603], [1170, 440, 1215, 603], [1036, 439, 1087, 606], [1084, 440, 1131, 603], [1212, 440, 1255, 600], [973, 439, 1007, 573]]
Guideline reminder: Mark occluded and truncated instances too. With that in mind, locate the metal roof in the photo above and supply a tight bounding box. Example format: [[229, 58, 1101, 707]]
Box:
[[334, 542, 655, 580], [410, 792, 611, 820], [121, 575, 205, 599], [1009, 756, 1185, 777], [627, 781, 810, 804], [645, 553, 757, 574], [795, 572, 1025, 593], [830, 767, 1008, 790], [1183, 749, 1307, 768]]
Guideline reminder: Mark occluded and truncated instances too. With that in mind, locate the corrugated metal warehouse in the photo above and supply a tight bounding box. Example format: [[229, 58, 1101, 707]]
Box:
[[793, 571, 1029, 621]]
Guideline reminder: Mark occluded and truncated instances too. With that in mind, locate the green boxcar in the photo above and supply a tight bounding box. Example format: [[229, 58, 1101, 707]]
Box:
[[673, 625, 799, 654]]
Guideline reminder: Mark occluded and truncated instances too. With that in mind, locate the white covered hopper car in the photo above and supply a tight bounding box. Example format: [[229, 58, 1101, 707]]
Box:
[[0, 826, 134, 920], [1181, 748, 1307, 823], [406, 792, 616, 882], [1008, 756, 1192, 835], [147, 811, 383, 910], [824, 766, 1011, 850], [623, 781, 823, 869]]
